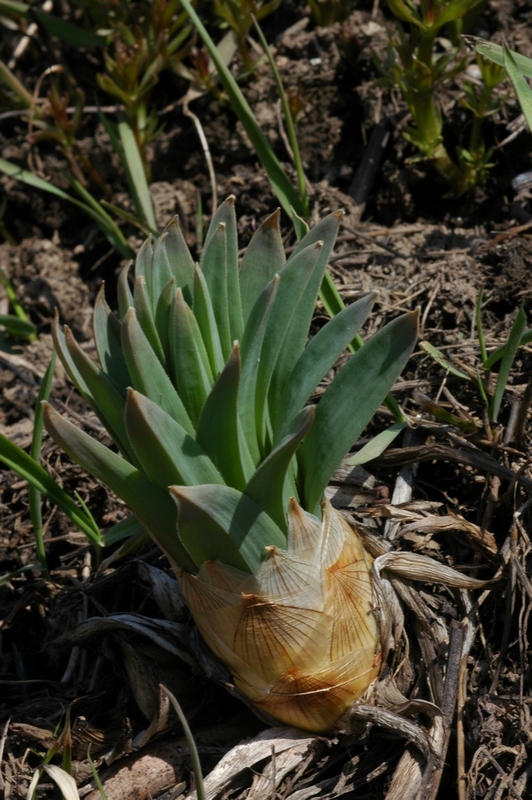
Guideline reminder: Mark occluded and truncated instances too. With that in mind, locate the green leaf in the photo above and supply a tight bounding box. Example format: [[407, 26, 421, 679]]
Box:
[[239, 275, 280, 462], [275, 292, 377, 443], [419, 340, 472, 382], [162, 216, 196, 303], [192, 265, 225, 377], [117, 262, 134, 319], [300, 310, 419, 514], [121, 308, 194, 436], [118, 119, 157, 233], [0, 313, 36, 340], [63, 326, 137, 461], [52, 315, 91, 400], [168, 289, 213, 426], [502, 42, 532, 133], [93, 285, 131, 390], [473, 39, 532, 79], [239, 208, 285, 323], [269, 213, 342, 412], [124, 390, 224, 490], [0, 430, 102, 546], [29, 350, 57, 575], [133, 276, 166, 365], [199, 222, 232, 359], [347, 422, 409, 466], [178, 0, 305, 233], [170, 484, 285, 572], [196, 345, 254, 490], [204, 197, 243, 341], [244, 407, 314, 532], [490, 306, 527, 423], [43, 403, 196, 572], [32, 8, 104, 49], [0, 158, 130, 256], [151, 230, 178, 305], [255, 242, 323, 445]]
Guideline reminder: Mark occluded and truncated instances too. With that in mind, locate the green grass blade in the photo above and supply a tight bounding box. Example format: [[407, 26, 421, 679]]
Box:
[[0, 314, 37, 340], [118, 119, 158, 233], [28, 350, 57, 576], [160, 687, 205, 800], [0, 431, 102, 546], [490, 306, 527, 423], [482, 328, 532, 370], [252, 17, 308, 214], [473, 39, 532, 79], [0, 158, 130, 256], [347, 422, 408, 466], [170, 484, 285, 572], [475, 291, 488, 364], [179, 0, 305, 230], [419, 340, 473, 382], [300, 310, 419, 515]]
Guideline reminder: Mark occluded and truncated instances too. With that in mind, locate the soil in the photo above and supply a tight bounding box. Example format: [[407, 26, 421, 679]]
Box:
[[1, 2, 532, 799]]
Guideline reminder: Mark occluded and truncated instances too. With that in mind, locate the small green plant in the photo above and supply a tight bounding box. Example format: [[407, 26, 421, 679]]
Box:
[[213, 0, 282, 70], [421, 297, 528, 426], [43, 197, 418, 731], [0, 265, 37, 344], [307, 0, 354, 27], [380, 0, 506, 194]]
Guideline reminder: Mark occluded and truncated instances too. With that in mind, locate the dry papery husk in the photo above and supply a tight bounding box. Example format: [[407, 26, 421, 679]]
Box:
[[66, 501, 495, 800]]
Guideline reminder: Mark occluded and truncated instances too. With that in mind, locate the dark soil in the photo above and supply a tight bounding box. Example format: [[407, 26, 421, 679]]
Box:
[[1, 2, 532, 799]]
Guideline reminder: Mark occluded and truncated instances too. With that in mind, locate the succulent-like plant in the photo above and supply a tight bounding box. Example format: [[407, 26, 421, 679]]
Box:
[[44, 198, 418, 732]]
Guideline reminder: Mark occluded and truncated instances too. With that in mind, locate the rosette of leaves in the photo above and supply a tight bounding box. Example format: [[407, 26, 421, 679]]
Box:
[[44, 198, 418, 732]]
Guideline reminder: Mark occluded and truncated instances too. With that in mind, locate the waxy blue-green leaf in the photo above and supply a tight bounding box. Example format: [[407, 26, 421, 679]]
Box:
[[244, 407, 314, 532], [43, 403, 196, 573], [169, 289, 213, 426], [274, 293, 377, 443], [154, 278, 175, 360], [254, 242, 322, 447], [133, 276, 166, 365], [192, 265, 225, 377], [121, 308, 194, 436], [196, 345, 254, 490], [93, 285, 130, 391], [63, 327, 138, 463], [134, 236, 154, 286], [52, 314, 91, 401], [239, 209, 285, 323], [161, 216, 196, 304], [300, 310, 419, 515], [151, 232, 176, 307], [199, 222, 232, 359], [170, 484, 285, 573], [269, 213, 342, 413], [239, 275, 280, 462], [203, 197, 243, 342], [125, 390, 224, 490], [117, 262, 134, 319]]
